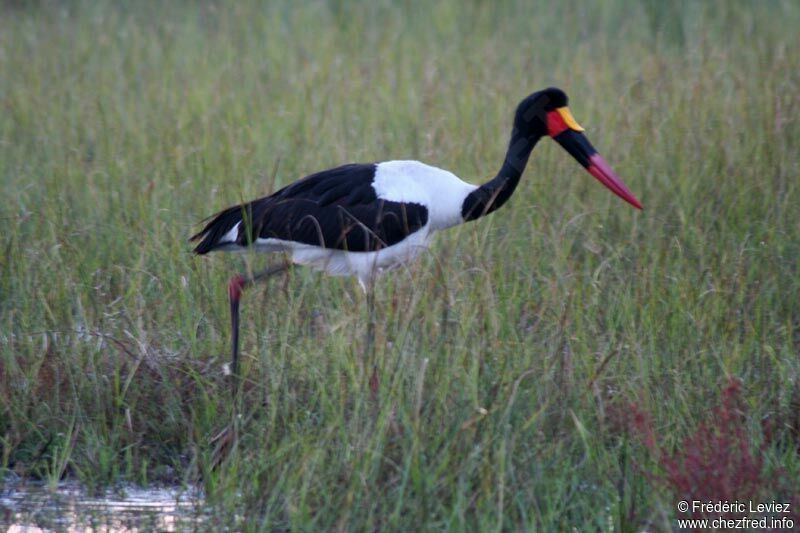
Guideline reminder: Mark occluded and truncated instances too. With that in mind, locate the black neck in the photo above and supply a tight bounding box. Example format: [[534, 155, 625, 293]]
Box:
[[461, 128, 542, 221]]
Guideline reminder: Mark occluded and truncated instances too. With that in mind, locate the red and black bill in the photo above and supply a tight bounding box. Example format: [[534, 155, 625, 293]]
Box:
[[547, 107, 642, 210]]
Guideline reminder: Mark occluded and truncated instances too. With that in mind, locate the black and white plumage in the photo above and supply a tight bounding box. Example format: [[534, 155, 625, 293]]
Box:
[[192, 88, 641, 282], [191, 160, 476, 286], [191, 87, 642, 395]]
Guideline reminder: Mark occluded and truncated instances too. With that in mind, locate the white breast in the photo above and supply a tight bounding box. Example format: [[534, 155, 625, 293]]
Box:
[[255, 228, 431, 288], [371, 160, 477, 230]]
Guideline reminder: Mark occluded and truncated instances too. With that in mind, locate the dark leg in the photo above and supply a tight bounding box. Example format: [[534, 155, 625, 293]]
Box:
[[211, 262, 289, 467], [365, 281, 380, 399], [228, 262, 290, 400], [228, 275, 246, 383]]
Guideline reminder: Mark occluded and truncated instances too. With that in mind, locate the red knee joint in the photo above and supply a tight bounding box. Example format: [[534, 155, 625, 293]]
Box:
[[228, 275, 247, 301]]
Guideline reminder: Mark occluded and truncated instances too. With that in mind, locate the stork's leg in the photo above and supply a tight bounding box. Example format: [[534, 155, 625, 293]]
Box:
[[211, 262, 290, 467], [228, 262, 290, 400], [365, 280, 380, 399]]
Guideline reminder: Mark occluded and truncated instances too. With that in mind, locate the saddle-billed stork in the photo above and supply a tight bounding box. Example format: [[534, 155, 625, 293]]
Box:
[[191, 87, 642, 396]]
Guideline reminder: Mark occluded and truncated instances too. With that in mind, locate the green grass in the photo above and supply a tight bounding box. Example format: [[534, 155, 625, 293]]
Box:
[[1, 0, 799, 529]]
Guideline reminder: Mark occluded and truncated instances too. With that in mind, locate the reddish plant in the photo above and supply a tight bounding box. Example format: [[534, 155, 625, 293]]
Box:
[[657, 380, 764, 518], [611, 379, 799, 522]]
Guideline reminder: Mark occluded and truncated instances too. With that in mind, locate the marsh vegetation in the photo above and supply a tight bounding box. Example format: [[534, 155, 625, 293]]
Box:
[[1, 0, 798, 529]]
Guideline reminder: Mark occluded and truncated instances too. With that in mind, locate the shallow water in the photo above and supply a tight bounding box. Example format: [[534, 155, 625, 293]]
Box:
[[0, 481, 206, 532]]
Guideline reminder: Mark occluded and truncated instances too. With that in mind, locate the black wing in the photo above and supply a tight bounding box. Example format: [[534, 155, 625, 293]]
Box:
[[191, 163, 429, 254]]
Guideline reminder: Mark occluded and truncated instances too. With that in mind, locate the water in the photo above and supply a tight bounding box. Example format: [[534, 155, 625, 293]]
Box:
[[0, 481, 206, 532]]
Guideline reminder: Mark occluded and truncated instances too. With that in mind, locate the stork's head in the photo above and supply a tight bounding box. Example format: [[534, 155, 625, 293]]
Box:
[[514, 87, 642, 210]]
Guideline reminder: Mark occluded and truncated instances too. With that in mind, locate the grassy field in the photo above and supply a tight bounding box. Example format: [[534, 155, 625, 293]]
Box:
[[2, 0, 799, 529]]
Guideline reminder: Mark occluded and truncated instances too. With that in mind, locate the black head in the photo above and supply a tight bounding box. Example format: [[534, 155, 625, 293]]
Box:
[[513, 87, 570, 137], [509, 87, 643, 209]]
